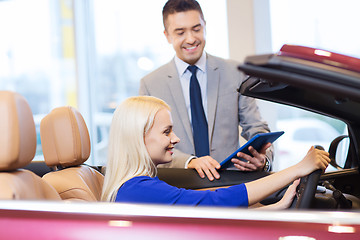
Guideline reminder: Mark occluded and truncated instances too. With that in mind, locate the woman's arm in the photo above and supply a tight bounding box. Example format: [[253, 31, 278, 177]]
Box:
[[254, 179, 300, 210], [243, 146, 330, 206]]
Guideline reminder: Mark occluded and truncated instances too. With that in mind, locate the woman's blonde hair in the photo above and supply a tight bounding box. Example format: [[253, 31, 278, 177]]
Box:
[[101, 96, 170, 202]]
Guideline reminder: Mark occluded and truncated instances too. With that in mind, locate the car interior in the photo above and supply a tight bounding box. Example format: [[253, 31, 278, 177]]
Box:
[[0, 91, 61, 200], [2, 44, 360, 212], [40, 106, 104, 201]]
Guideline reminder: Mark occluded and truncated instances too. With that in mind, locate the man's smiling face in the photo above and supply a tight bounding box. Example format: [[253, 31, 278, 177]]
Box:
[[164, 10, 206, 65]]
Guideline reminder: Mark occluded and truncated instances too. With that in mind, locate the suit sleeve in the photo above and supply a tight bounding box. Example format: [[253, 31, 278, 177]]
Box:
[[139, 77, 149, 96], [238, 94, 274, 164]]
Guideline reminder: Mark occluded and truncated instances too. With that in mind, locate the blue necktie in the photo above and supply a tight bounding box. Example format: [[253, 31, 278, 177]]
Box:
[[188, 65, 209, 157]]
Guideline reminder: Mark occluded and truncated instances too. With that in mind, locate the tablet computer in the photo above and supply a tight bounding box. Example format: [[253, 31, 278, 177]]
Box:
[[220, 131, 284, 169]]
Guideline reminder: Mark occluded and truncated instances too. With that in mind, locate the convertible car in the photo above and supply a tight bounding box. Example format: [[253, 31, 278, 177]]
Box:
[[1, 45, 360, 239]]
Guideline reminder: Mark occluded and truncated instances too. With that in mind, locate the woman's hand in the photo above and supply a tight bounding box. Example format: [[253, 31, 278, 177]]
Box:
[[276, 179, 300, 209], [295, 146, 330, 178], [253, 179, 300, 210]]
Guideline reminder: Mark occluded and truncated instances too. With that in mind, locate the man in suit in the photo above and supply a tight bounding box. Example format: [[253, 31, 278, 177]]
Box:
[[139, 0, 272, 181]]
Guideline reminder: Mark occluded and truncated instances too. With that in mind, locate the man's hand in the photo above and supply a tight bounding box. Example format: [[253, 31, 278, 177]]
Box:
[[231, 142, 272, 171], [187, 156, 221, 181]]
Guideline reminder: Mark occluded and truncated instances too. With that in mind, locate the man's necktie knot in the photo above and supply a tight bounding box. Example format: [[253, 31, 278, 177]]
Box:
[[187, 65, 198, 75]]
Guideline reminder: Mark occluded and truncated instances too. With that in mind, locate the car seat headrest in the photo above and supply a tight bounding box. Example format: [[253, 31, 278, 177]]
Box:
[[0, 91, 36, 171], [40, 106, 91, 167]]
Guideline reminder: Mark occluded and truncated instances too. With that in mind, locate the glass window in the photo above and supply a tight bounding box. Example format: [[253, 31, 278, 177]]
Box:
[[0, 0, 228, 165], [273, 106, 345, 171], [0, 0, 77, 160], [293, 128, 320, 141]]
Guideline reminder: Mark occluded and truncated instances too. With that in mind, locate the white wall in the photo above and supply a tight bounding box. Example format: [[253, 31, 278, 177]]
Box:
[[227, 0, 277, 131]]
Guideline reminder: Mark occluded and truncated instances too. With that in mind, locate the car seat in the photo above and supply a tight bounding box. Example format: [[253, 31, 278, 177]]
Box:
[[0, 91, 61, 200], [41, 106, 104, 201]]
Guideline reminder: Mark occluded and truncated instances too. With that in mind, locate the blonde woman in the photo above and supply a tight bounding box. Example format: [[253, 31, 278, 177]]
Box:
[[101, 96, 330, 208]]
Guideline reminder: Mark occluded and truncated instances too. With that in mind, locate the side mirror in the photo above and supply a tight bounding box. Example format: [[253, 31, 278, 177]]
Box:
[[328, 135, 349, 170]]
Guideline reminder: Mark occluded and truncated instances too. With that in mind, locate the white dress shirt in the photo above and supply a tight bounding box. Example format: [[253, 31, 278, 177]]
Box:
[[174, 52, 208, 123]]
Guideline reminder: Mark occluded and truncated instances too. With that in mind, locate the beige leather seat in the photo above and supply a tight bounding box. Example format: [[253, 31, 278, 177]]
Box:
[[41, 106, 104, 201], [0, 91, 61, 200]]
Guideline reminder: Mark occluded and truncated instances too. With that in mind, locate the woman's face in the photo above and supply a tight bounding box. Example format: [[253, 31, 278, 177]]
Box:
[[144, 108, 180, 166]]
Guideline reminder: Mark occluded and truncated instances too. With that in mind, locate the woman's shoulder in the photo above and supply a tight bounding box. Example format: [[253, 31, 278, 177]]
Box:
[[124, 175, 161, 185], [122, 175, 177, 193]]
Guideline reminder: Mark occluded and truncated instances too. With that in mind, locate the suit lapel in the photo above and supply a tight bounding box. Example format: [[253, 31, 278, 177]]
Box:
[[206, 54, 220, 146], [166, 60, 194, 145]]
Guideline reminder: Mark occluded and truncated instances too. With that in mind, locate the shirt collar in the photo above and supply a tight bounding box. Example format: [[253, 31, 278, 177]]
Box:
[[174, 51, 207, 76]]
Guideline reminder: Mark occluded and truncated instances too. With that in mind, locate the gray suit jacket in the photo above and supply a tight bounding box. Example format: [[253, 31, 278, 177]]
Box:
[[139, 53, 271, 168]]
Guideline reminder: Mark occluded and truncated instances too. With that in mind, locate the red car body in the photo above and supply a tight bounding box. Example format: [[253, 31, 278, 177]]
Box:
[[1, 201, 360, 240]]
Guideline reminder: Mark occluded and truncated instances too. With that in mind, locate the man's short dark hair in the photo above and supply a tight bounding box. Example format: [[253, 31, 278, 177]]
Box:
[[162, 0, 204, 30]]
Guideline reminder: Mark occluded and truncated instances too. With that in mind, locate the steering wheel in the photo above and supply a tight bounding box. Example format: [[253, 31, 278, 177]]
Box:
[[290, 145, 324, 209]]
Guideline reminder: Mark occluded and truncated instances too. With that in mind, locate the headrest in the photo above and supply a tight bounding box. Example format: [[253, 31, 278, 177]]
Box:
[[0, 91, 36, 171], [40, 106, 91, 167]]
